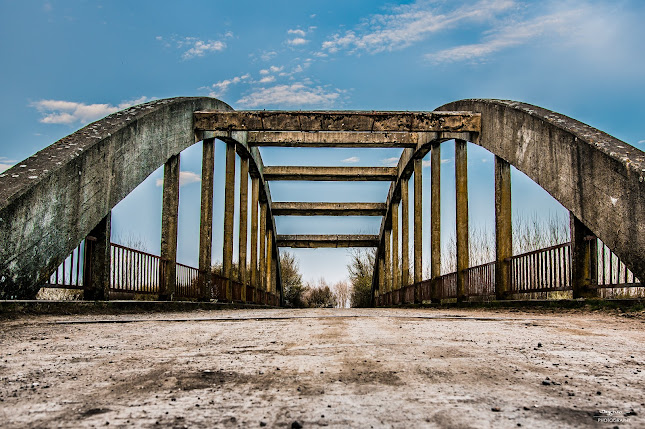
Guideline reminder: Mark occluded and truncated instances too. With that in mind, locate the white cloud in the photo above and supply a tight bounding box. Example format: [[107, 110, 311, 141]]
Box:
[[31, 96, 151, 125], [261, 51, 277, 61], [426, 10, 580, 63], [422, 160, 431, 168], [203, 74, 250, 97], [0, 157, 16, 173], [288, 29, 306, 37], [321, 0, 514, 54], [341, 156, 360, 164], [288, 37, 309, 46], [638, 140, 645, 144], [441, 159, 451, 164], [237, 83, 342, 108], [155, 171, 201, 187], [380, 157, 399, 167], [259, 76, 276, 84], [182, 39, 226, 59]]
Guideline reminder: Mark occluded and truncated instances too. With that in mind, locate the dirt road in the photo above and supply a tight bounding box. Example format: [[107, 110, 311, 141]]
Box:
[[0, 308, 643, 428]]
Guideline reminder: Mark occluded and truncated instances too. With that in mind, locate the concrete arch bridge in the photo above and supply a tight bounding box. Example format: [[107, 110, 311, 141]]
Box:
[[0, 97, 643, 304]]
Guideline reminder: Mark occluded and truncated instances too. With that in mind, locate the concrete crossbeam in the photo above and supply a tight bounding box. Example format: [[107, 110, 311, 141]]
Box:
[[271, 202, 386, 216], [195, 111, 481, 132], [247, 131, 419, 147], [263, 166, 397, 181], [276, 234, 379, 248]]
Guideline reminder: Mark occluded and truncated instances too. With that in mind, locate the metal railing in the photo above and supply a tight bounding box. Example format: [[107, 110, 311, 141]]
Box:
[[42, 242, 279, 305], [378, 239, 641, 305]]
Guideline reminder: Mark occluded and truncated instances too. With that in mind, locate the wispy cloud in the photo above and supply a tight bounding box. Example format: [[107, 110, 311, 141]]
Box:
[[155, 171, 201, 187], [380, 157, 399, 167], [288, 38, 308, 46], [426, 10, 580, 63], [259, 66, 283, 75], [182, 40, 226, 59], [237, 83, 343, 108], [288, 29, 306, 37], [341, 156, 360, 164], [259, 76, 276, 84], [0, 157, 16, 173], [287, 27, 313, 47], [31, 96, 151, 125], [201, 74, 250, 97], [321, 0, 514, 54], [638, 140, 645, 144], [157, 34, 231, 59]]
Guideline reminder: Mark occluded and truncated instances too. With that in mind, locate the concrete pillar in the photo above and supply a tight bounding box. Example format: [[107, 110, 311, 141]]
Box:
[[239, 157, 249, 302], [401, 179, 409, 290], [250, 177, 259, 301], [259, 202, 267, 294], [392, 200, 400, 293], [222, 142, 235, 301], [266, 229, 273, 295], [385, 228, 392, 297], [455, 139, 469, 302], [198, 138, 215, 300], [159, 154, 180, 301], [430, 142, 441, 302], [83, 212, 111, 300], [413, 158, 423, 294], [495, 156, 512, 300], [570, 214, 599, 298]]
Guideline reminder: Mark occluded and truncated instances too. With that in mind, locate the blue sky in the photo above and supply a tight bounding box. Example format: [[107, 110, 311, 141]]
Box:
[[1, 0, 644, 285]]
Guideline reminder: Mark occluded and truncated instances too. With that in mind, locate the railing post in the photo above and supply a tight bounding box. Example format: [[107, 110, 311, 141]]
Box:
[[239, 157, 249, 302], [455, 139, 469, 302], [392, 200, 400, 299], [160, 154, 180, 301], [401, 179, 409, 296], [83, 212, 111, 300], [430, 141, 441, 302], [259, 202, 267, 302], [570, 213, 599, 298], [199, 138, 215, 301], [223, 142, 236, 302], [413, 158, 423, 302], [250, 177, 259, 303], [378, 251, 385, 306], [495, 155, 512, 300]]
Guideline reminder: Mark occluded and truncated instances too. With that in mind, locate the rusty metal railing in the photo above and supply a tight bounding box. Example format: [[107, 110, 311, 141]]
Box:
[[110, 243, 165, 294], [510, 242, 571, 293], [45, 240, 87, 289]]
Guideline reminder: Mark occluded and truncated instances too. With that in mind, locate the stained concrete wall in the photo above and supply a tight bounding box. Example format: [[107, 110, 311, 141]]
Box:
[[0, 97, 232, 299], [436, 99, 645, 283]]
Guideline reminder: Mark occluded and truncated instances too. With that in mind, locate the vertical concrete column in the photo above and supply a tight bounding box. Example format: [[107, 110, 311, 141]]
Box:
[[430, 142, 441, 302], [83, 212, 111, 301], [384, 228, 392, 298], [250, 177, 260, 300], [266, 229, 273, 295], [198, 138, 215, 300], [401, 179, 409, 291], [378, 252, 385, 302], [495, 156, 512, 300], [222, 142, 236, 301], [259, 202, 267, 294], [455, 139, 469, 302], [413, 158, 423, 300], [570, 214, 599, 298], [159, 154, 180, 301], [392, 200, 400, 294], [238, 157, 249, 302]]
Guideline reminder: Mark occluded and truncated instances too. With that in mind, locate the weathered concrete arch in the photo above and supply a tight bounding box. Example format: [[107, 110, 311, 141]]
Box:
[[0, 97, 279, 299], [374, 99, 644, 294]]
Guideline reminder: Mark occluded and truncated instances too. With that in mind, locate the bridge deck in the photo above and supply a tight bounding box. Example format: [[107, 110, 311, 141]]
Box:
[[2, 308, 642, 427]]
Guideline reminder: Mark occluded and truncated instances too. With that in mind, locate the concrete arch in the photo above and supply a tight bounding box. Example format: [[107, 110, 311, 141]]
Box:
[[375, 99, 645, 291], [0, 97, 280, 299]]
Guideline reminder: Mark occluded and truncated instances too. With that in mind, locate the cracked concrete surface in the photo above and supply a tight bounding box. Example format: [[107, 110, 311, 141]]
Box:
[[0, 308, 643, 428]]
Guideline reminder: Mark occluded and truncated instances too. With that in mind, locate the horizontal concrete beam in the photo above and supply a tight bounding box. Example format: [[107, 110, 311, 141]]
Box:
[[276, 235, 380, 248], [272, 202, 387, 216], [247, 131, 419, 147], [195, 111, 481, 133], [263, 166, 397, 181]]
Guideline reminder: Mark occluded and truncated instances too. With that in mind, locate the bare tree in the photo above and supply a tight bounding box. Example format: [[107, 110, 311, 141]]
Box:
[[333, 280, 350, 308]]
